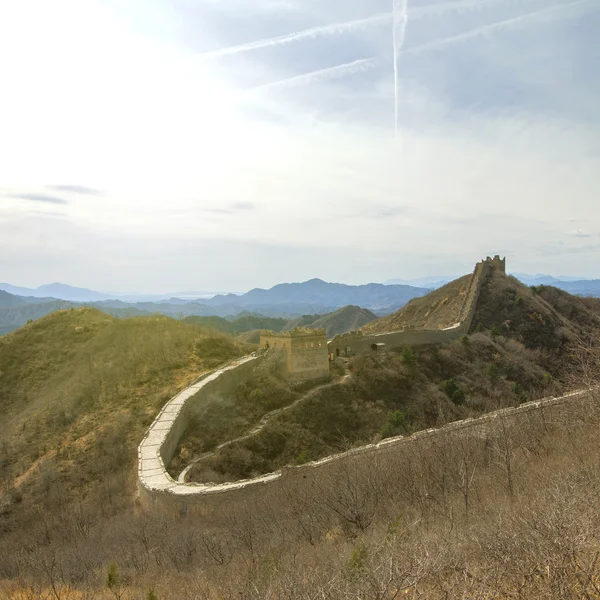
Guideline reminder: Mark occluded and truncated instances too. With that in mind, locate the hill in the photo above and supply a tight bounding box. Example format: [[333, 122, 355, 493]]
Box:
[[0, 309, 248, 540], [0, 290, 26, 309], [0, 298, 76, 335], [551, 279, 600, 297], [288, 305, 377, 337], [185, 306, 377, 343], [2, 272, 600, 598], [184, 314, 288, 335], [363, 274, 472, 333]]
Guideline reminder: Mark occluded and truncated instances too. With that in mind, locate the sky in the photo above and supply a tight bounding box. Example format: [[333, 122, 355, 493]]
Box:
[[0, 0, 599, 293]]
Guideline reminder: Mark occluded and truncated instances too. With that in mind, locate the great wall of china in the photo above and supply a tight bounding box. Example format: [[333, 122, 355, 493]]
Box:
[[138, 254, 595, 515], [326, 255, 503, 357]]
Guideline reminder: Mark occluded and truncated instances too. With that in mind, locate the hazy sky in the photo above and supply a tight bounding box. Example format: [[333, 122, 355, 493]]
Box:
[[1, 0, 599, 293]]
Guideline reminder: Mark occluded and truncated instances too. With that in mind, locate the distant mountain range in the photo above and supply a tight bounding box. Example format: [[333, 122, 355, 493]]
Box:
[[0, 279, 427, 336], [0, 282, 110, 302], [2, 273, 599, 337], [0, 283, 224, 303]]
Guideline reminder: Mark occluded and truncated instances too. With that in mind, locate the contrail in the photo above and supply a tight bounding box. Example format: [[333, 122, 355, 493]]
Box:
[[250, 58, 378, 93], [244, 0, 596, 95], [197, 0, 543, 62], [400, 0, 598, 58], [197, 14, 390, 60], [392, 0, 409, 137]]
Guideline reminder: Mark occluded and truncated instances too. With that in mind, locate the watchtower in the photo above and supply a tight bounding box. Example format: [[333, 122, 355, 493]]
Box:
[[260, 328, 329, 382], [486, 255, 506, 274]]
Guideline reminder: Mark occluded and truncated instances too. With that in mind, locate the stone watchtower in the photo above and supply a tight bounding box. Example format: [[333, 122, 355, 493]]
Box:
[[259, 328, 330, 382], [486, 255, 506, 273]]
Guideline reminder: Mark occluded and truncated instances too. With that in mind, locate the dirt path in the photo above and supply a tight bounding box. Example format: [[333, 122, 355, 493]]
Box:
[[177, 372, 351, 483]]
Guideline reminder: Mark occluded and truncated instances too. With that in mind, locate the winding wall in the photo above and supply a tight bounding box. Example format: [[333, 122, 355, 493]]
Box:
[[138, 355, 596, 515], [138, 255, 548, 514]]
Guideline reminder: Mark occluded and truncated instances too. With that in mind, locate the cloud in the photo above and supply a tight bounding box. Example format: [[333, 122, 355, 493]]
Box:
[[9, 193, 68, 205], [232, 202, 255, 210], [47, 185, 103, 195], [203, 202, 256, 215], [250, 57, 377, 92], [567, 229, 593, 238], [244, 0, 598, 95]]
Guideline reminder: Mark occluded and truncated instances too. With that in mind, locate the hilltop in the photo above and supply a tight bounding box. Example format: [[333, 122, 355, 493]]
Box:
[[0, 308, 248, 537], [184, 306, 375, 343]]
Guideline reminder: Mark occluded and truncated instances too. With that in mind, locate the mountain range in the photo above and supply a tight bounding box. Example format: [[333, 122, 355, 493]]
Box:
[[0, 280, 426, 336], [2, 272, 600, 337]]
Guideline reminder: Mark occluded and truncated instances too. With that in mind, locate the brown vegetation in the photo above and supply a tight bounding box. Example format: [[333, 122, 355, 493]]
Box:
[[2, 281, 600, 599], [0, 308, 248, 540], [1, 343, 599, 599], [364, 275, 471, 333]]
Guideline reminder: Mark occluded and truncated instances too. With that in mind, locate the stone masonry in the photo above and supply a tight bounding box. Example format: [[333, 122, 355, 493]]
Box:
[[260, 328, 329, 382]]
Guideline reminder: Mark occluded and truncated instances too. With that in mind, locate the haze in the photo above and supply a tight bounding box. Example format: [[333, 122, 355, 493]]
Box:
[[0, 0, 599, 293]]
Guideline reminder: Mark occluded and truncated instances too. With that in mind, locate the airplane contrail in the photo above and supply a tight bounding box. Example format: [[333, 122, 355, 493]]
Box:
[[198, 14, 389, 60], [393, 0, 409, 137], [197, 0, 544, 61], [245, 0, 596, 94], [250, 58, 378, 93], [400, 0, 598, 58]]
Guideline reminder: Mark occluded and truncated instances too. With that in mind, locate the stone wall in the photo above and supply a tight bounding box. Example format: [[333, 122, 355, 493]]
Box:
[[327, 256, 500, 356], [138, 355, 264, 513], [138, 359, 596, 515]]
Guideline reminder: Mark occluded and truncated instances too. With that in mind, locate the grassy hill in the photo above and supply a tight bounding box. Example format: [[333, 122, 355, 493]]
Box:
[[0, 308, 248, 538], [288, 305, 377, 337], [185, 306, 377, 345], [364, 275, 471, 333], [184, 314, 288, 336]]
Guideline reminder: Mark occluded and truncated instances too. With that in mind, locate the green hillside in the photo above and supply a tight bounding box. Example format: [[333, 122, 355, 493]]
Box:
[[288, 305, 377, 337], [184, 314, 288, 335], [0, 308, 248, 537]]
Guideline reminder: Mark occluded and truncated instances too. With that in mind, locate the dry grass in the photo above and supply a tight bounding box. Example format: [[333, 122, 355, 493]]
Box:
[[364, 275, 471, 333], [0, 308, 249, 532]]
